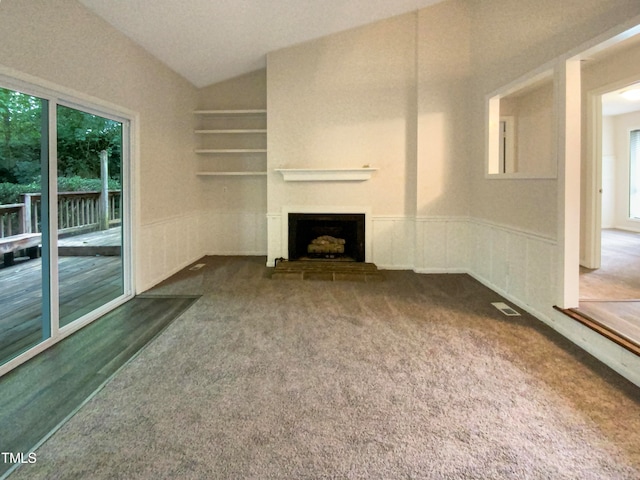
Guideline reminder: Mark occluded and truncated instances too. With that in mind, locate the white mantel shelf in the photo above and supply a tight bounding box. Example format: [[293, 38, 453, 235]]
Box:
[[275, 168, 378, 182]]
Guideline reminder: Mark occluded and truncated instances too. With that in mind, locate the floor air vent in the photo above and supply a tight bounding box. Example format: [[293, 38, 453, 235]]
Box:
[[491, 302, 521, 316]]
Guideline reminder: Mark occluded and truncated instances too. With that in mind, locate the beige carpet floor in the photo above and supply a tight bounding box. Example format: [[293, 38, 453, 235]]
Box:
[[8, 256, 640, 479]]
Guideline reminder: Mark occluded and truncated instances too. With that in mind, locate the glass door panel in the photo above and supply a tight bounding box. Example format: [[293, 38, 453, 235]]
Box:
[[56, 105, 123, 327], [0, 87, 49, 364]]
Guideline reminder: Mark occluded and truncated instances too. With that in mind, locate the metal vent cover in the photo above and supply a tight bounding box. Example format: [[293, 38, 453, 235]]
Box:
[[491, 302, 521, 316]]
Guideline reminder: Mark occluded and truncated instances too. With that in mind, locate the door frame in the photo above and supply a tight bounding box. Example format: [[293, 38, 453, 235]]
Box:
[[583, 75, 640, 270], [0, 67, 137, 377], [558, 19, 640, 309]]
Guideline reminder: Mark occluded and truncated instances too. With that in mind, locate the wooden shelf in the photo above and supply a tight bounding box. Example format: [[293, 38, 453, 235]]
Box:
[[194, 109, 266, 115], [195, 129, 267, 134], [275, 168, 377, 182], [195, 108, 267, 178], [195, 149, 267, 154], [196, 171, 267, 176]]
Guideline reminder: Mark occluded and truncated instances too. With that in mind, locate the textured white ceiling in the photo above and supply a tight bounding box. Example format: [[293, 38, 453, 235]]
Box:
[[79, 0, 445, 88], [586, 34, 640, 116]]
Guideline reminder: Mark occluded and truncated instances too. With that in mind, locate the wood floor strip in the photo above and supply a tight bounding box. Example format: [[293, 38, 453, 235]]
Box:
[[554, 305, 640, 357], [0, 295, 199, 478]]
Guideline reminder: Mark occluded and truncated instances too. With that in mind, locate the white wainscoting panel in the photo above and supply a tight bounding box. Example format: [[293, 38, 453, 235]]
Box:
[[205, 212, 267, 256], [138, 211, 204, 292], [471, 221, 493, 282], [490, 227, 509, 292], [371, 216, 414, 269], [525, 237, 557, 313], [506, 232, 528, 305], [414, 217, 469, 273], [468, 219, 558, 321], [447, 220, 471, 272], [416, 219, 446, 271], [466, 219, 639, 387]]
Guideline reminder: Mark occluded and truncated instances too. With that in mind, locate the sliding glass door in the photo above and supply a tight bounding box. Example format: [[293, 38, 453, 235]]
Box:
[[0, 82, 131, 370], [0, 87, 50, 362], [57, 105, 124, 327]]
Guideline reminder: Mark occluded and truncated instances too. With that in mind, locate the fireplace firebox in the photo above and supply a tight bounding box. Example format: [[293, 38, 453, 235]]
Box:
[[288, 213, 365, 262]]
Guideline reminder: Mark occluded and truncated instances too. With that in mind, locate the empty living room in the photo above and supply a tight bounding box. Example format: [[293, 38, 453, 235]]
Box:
[[1, 0, 640, 478]]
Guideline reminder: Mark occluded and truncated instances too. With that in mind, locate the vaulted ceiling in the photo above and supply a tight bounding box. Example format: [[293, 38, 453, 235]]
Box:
[[80, 0, 446, 88]]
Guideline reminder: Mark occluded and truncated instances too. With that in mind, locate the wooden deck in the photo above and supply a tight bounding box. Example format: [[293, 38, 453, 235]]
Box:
[[0, 228, 123, 363], [58, 226, 122, 256]]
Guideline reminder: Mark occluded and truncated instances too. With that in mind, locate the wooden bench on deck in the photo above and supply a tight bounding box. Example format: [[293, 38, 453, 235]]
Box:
[[0, 233, 42, 266]]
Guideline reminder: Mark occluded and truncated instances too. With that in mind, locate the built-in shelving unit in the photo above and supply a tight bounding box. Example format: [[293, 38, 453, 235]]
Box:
[[275, 168, 378, 182], [194, 109, 266, 115], [195, 129, 267, 134], [194, 109, 267, 176], [195, 149, 267, 154], [196, 171, 267, 177]]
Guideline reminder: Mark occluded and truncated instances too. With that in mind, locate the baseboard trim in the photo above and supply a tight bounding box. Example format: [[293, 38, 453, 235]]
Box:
[[413, 267, 468, 274], [205, 250, 267, 257], [138, 254, 205, 293], [467, 271, 640, 387]]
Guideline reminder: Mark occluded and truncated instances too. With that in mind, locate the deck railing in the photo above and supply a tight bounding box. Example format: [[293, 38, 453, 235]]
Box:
[[0, 191, 121, 239], [0, 204, 28, 238]]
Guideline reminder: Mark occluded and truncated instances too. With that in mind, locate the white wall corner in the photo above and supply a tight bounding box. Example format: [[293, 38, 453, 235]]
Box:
[[204, 212, 268, 257], [372, 216, 414, 270], [413, 217, 470, 274], [267, 213, 282, 266], [137, 211, 207, 293]]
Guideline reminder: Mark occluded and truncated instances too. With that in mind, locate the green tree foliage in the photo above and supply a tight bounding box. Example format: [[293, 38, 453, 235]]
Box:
[[56, 105, 122, 179], [0, 88, 43, 182], [0, 86, 122, 202]]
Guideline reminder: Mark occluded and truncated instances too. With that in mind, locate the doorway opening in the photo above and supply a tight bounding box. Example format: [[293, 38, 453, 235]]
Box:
[[575, 40, 640, 349]]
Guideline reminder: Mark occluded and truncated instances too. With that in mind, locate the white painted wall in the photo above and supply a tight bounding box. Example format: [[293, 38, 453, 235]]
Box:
[[467, 0, 640, 386], [499, 80, 555, 176], [266, 1, 473, 267], [197, 70, 269, 257], [611, 111, 640, 232], [266, 12, 418, 265], [266, 13, 417, 219], [416, 0, 471, 219], [601, 115, 617, 228], [0, 0, 204, 292]]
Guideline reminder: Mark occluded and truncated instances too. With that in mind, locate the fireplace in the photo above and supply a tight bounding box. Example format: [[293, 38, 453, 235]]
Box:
[[288, 213, 365, 262]]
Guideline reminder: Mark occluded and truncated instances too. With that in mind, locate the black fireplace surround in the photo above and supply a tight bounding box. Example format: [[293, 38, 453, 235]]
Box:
[[288, 213, 365, 262]]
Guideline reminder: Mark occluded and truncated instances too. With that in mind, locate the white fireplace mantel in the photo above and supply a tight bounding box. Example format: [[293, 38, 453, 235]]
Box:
[[274, 167, 377, 182]]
